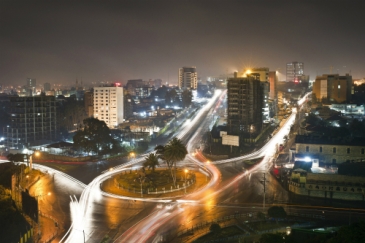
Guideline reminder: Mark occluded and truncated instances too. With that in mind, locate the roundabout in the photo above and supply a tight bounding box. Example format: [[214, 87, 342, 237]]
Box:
[[101, 167, 211, 199]]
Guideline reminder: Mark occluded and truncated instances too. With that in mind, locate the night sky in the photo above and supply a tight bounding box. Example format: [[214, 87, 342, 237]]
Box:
[[1, 0, 365, 86]]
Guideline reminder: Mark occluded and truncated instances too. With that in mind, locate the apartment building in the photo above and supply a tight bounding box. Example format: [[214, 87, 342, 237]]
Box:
[[93, 86, 124, 127]]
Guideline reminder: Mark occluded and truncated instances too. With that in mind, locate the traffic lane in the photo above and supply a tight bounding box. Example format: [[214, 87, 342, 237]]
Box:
[[80, 197, 157, 243], [29, 173, 84, 242]]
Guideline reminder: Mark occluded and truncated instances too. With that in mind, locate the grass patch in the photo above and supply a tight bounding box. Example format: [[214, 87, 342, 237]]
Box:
[[193, 225, 244, 243], [116, 169, 196, 191]]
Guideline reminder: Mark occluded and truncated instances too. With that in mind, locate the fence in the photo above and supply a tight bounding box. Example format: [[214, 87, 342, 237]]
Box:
[[115, 178, 196, 195]]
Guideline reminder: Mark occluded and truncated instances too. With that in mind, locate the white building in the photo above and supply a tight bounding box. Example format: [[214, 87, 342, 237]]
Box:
[[178, 66, 197, 90], [93, 86, 124, 127]]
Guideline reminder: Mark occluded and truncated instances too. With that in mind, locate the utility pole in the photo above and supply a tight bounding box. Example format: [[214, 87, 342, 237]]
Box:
[[261, 173, 268, 212]]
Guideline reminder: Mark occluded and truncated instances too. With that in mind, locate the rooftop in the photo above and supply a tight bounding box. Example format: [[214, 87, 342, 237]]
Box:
[[295, 135, 365, 146]]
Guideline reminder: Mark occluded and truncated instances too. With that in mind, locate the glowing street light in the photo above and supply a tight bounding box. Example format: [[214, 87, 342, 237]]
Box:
[[130, 152, 136, 160]]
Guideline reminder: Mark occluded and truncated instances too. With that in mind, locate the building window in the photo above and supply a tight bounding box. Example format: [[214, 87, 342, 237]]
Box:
[[362, 148, 364, 155], [347, 148, 350, 154], [332, 159, 336, 164], [319, 146, 322, 153], [333, 147, 336, 153], [306, 146, 309, 152]]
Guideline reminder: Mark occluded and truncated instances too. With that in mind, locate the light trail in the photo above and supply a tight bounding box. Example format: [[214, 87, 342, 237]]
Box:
[[117, 92, 311, 242], [62, 91, 310, 243], [62, 90, 224, 243]]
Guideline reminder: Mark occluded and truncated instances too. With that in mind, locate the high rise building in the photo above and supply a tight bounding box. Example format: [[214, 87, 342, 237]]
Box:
[[4, 96, 58, 149], [178, 66, 197, 90], [313, 74, 353, 103], [84, 91, 94, 117], [27, 78, 36, 88], [44, 83, 51, 92], [241, 67, 270, 121], [286, 62, 304, 82], [227, 73, 264, 136], [93, 86, 124, 127]]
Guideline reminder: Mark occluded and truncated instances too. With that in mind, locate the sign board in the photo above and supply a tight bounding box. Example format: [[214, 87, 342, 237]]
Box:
[[220, 131, 227, 137], [222, 135, 239, 146]]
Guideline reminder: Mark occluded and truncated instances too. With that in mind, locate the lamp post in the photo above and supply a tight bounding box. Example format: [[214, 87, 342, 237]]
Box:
[[25, 150, 40, 172], [184, 169, 188, 194], [138, 176, 145, 198], [130, 152, 135, 161]]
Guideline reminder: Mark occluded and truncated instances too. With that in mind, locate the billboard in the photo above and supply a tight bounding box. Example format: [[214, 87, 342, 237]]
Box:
[[222, 135, 239, 146]]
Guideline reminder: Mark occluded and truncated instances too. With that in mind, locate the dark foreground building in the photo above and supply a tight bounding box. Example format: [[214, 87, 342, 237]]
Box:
[[4, 96, 58, 149]]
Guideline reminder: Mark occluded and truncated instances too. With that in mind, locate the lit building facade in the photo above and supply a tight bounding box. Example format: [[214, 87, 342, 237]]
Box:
[[44, 83, 51, 92], [313, 74, 352, 103], [227, 73, 264, 136], [178, 66, 197, 90], [286, 62, 304, 82], [93, 86, 124, 127], [4, 96, 58, 149]]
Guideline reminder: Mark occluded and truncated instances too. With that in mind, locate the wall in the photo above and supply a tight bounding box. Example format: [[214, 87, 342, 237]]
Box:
[[296, 143, 365, 164], [289, 173, 365, 201]]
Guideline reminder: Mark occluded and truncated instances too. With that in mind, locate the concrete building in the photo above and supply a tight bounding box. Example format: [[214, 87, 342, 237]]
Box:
[[286, 62, 304, 82], [330, 103, 364, 116], [27, 78, 36, 88], [93, 86, 124, 127], [313, 74, 353, 103], [289, 171, 365, 201], [294, 135, 365, 165], [84, 91, 94, 117], [4, 96, 58, 149], [125, 79, 144, 96], [44, 83, 51, 92], [227, 73, 264, 136], [178, 66, 197, 90], [240, 67, 271, 121]]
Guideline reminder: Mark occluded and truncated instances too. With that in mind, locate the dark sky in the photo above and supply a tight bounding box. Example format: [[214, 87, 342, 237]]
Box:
[[1, 0, 365, 86]]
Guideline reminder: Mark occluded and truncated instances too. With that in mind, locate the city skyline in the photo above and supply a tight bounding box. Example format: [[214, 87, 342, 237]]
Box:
[[1, 0, 365, 86]]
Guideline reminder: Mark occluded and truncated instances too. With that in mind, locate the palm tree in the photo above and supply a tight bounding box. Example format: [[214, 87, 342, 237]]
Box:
[[143, 153, 159, 172], [164, 137, 188, 187], [155, 144, 174, 182]]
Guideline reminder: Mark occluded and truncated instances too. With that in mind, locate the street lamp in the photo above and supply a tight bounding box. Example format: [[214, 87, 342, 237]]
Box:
[[138, 176, 145, 198], [130, 152, 135, 161], [184, 169, 188, 194], [24, 149, 40, 172]]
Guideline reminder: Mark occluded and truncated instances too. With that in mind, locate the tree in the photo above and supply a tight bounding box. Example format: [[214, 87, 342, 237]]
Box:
[[155, 144, 175, 185], [73, 118, 117, 155], [6, 153, 25, 163], [181, 89, 192, 108], [155, 138, 187, 187], [267, 206, 287, 219], [143, 153, 159, 172], [165, 89, 178, 105]]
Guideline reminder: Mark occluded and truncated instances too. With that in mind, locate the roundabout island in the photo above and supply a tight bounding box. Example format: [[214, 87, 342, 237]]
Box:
[[101, 167, 210, 198]]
